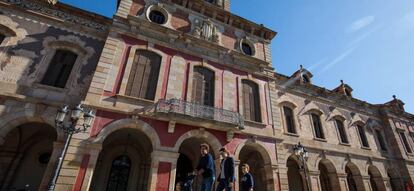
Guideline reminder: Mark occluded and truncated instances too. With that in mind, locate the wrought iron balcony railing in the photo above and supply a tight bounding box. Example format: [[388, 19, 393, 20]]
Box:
[[155, 99, 244, 129]]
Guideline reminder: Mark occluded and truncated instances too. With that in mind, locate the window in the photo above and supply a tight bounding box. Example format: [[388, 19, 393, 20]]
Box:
[[107, 155, 131, 191], [357, 125, 369, 148], [41, 50, 77, 88], [302, 75, 310, 84], [375, 129, 387, 151], [399, 132, 412, 153], [283, 106, 296, 134], [0, 33, 5, 44], [192, 67, 215, 106], [242, 80, 261, 122], [335, 119, 349, 144], [241, 43, 253, 56], [345, 89, 352, 96], [205, 0, 216, 3], [311, 113, 324, 139], [125, 50, 161, 100], [149, 10, 166, 24]]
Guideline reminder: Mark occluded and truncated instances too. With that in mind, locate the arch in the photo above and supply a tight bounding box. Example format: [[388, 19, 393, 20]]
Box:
[[287, 155, 306, 191], [173, 129, 222, 154], [345, 162, 365, 191], [0, 111, 65, 145], [0, 122, 57, 191], [368, 165, 386, 191], [278, 101, 298, 109], [234, 140, 275, 165], [236, 141, 275, 191], [90, 127, 153, 191], [387, 168, 403, 191], [319, 159, 340, 191], [92, 118, 161, 149]]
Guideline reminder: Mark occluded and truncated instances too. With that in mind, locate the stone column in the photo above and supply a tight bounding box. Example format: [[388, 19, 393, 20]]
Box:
[[337, 173, 349, 191], [308, 170, 322, 191], [234, 160, 240, 191], [148, 149, 179, 191], [278, 166, 289, 191], [80, 144, 102, 191], [362, 175, 371, 191]]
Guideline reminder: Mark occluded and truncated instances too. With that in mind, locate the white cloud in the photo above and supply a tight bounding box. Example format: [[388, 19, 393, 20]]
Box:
[[346, 15, 376, 33], [319, 46, 357, 73]]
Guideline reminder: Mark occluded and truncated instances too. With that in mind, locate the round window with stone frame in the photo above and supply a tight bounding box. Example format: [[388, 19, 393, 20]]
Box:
[[240, 39, 255, 56], [146, 5, 169, 25]]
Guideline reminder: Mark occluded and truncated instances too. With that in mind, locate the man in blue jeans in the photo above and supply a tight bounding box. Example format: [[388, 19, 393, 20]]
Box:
[[197, 143, 216, 191], [216, 148, 235, 191]]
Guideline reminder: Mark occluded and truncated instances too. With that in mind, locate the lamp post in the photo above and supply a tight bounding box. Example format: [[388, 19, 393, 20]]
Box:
[[293, 142, 311, 191], [47, 104, 94, 191]]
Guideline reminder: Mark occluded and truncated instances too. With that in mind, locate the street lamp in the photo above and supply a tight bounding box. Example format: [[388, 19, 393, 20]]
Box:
[[293, 142, 311, 191], [48, 104, 95, 191]]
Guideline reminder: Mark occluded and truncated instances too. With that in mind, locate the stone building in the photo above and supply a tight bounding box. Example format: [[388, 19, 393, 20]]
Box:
[[0, 0, 413, 191]]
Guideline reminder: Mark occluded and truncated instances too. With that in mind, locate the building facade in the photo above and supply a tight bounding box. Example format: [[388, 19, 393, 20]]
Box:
[[0, 0, 413, 191]]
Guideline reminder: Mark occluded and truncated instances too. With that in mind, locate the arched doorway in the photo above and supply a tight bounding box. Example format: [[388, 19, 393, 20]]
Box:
[[287, 156, 306, 191], [368, 166, 386, 191], [0, 122, 57, 191], [238, 144, 274, 191], [387, 169, 403, 191], [175, 137, 218, 191], [319, 159, 340, 191], [345, 162, 365, 191], [90, 128, 153, 191]]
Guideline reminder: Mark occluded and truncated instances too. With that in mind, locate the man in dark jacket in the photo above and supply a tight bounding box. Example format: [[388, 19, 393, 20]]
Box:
[[216, 148, 235, 191], [197, 143, 215, 191], [240, 164, 254, 191]]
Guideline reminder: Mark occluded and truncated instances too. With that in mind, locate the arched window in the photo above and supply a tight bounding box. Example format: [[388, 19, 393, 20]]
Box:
[[399, 131, 412, 153], [192, 66, 215, 106], [335, 119, 349, 144], [346, 167, 357, 191], [375, 129, 387, 151], [357, 124, 369, 148], [283, 106, 296, 134], [242, 80, 261, 122], [302, 75, 310, 84], [311, 113, 324, 139], [107, 155, 131, 191], [125, 50, 161, 100], [41, 49, 78, 88]]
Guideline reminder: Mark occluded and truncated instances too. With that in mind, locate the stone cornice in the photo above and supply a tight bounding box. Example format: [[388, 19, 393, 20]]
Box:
[[2, 0, 110, 34], [275, 84, 381, 119], [165, 0, 277, 41]]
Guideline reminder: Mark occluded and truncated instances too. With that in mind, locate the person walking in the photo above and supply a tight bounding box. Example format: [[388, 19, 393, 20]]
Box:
[[240, 164, 254, 191], [216, 148, 235, 191], [196, 143, 216, 191]]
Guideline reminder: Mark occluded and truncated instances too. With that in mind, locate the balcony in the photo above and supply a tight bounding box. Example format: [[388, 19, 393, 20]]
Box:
[[149, 99, 244, 130]]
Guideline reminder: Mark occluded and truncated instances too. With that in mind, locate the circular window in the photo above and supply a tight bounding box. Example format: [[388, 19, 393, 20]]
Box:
[[241, 42, 253, 56], [149, 10, 166, 24], [38, 152, 51, 165]]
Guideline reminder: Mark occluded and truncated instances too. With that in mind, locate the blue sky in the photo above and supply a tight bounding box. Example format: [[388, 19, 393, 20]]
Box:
[[61, 0, 414, 114]]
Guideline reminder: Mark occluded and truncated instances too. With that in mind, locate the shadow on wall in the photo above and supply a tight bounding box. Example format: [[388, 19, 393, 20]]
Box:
[[0, 18, 104, 105]]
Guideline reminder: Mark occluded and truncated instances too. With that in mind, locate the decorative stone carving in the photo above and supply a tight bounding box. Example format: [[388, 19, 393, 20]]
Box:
[[5, 0, 107, 31], [192, 19, 220, 43]]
